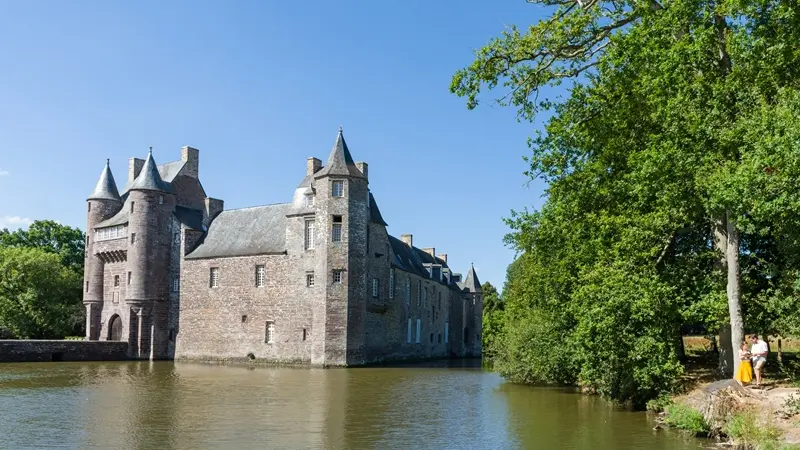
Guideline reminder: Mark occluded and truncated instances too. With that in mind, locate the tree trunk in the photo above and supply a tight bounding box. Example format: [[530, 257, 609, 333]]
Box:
[[713, 216, 734, 376], [726, 213, 744, 377]]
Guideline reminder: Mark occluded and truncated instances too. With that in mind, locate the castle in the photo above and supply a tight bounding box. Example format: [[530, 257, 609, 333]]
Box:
[[83, 128, 483, 366]]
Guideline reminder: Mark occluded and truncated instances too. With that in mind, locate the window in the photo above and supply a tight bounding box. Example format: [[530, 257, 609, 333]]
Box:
[[85, 281, 89, 292], [332, 180, 344, 197], [130, 233, 136, 244], [131, 202, 135, 213], [112, 292, 119, 303], [407, 319, 412, 343], [417, 281, 421, 307], [332, 270, 343, 284], [209, 267, 219, 288], [302, 328, 308, 341], [255, 265, 265, 287], [389, 269, 395, 299], [127, 271, 131, 285], [241, 315, 248, 323], [445, 322, 449, 344], [331, 215, 342, 242], [88, 202, 91, 212], [405, 279, 411, 308], [423, 287, 427, 307], [372, 278, 379, 297], [95, 224, 128, 241], [430, 333, 433, 343], [304, 219, 315, 250], [438, 333, 441, 343], [172, 277, 180, 292], [416, 319, 421, 344], [265, 321, 275, 344], [114, 275, 120, 287], [158, 195, 164, 205], [306, 273, 315, 287], [304, 194, 314, 207]]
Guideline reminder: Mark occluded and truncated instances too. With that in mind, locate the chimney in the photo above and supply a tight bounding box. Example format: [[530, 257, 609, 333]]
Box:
[[128, 157, 145, 184], [355, 161, 368, 180], [203, 197, 224, 228], [423, 247, 435, 258], [437, 253, 448, 264], [400, 234, 413, 248], [307, 157, 322, 176], [181, 146, 199, 178]]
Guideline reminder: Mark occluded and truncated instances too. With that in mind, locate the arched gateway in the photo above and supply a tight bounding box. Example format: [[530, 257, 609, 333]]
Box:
[[108, 314, 122, 341]]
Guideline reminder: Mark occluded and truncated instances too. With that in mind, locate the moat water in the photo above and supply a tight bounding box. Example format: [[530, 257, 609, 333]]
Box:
[[0, 359, 708, 449]]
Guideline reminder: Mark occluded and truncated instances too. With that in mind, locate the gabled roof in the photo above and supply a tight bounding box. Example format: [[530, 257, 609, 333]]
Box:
[[369, 193, 387, 226], [128, 150, 172, 193], [388, 235, 459, 290], [185, 203, 291, 259], [462, 264, 482, 293], [314, 127, 364, 179], [174, 206, 205, 231], [88, 160, 121, 202]]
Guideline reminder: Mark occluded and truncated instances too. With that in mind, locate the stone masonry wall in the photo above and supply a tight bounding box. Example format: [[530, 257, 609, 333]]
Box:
[[176, 253, 314, 363], [0, 340, 128, 362]]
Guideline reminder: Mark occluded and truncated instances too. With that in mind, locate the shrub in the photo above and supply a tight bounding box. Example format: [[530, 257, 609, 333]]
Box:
[[664, 403, 709, 435], [724, 409, 785, 450]]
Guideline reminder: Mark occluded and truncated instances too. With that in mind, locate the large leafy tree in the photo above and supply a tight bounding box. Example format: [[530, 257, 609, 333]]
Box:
[[0, 247, 83, 339], [0, 220, 85, 273], [481, 281, 504, 356], [453, 0, 800, 403]]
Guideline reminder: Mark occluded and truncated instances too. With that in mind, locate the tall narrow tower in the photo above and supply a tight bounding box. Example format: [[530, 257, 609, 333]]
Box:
[[311, 127, 370, 366], [84, 160, 122, 340], [125, 149, 175, 359]]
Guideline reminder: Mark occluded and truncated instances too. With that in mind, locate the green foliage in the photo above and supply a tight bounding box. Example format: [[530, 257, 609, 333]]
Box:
[[664, 403, 710, 435], [0, 220, 85, 273], [646, 395, 674, 413], [724, 409, 785, 450], [0, 246, 83, 339], [481, 281, 504, 356], [452, 0, 800, 406]]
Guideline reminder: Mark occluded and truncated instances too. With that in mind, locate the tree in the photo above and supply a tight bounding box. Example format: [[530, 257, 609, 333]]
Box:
[[452, 0, 800, 392], [0, 220, 85, 273], [481, 281, 504, 356], [0, 247, 83, 339]]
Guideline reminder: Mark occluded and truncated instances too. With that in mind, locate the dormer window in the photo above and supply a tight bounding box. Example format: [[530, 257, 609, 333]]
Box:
[[332, 180, 344, 197], [159, 195, 164, 205], [304, 194, 314, 207]]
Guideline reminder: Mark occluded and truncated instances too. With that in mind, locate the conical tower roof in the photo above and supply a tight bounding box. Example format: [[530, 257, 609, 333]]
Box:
[[463, 264, 482, 293], [88, 159, 121, 201], [314, 126, 365, 178], [129, 148, 172, 193]]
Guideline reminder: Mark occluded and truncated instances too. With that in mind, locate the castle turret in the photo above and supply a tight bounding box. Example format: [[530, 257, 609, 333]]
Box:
[[125, 149, 175, 359], [461, 264, 483, 356], [84, 160, 123, 340], [311, 126, 370, 366]]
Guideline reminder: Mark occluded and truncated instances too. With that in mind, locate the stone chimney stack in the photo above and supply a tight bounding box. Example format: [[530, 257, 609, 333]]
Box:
[[181, 146, 200, 178], [401, 234, 413, 248], [203, 197, 224, 228], [307, 157, 322, 176], [128, 157, 145, 184], [437, 253, 448, 264], [423, 247, 435, 258], [355, 161, 368, 180]]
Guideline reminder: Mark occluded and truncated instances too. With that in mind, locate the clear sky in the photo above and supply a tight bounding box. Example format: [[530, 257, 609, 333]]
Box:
[[0, 1, 550, 290]]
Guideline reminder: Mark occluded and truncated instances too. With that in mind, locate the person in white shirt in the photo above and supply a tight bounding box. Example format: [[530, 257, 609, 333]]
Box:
[[749, 335, 769, 386]]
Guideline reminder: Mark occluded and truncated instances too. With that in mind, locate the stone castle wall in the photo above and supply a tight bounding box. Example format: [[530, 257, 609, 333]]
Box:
[[0, 340, 128, 362]]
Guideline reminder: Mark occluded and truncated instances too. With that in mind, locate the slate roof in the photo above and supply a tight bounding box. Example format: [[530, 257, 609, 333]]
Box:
[[129, 150, 172, 193], [174, 206, 205, 231], [185, 203, 291, 259], [462, 264, 482, 293], [369, 193, 387, 226], [388, 235, 459, 290], [88, 160, 121, 201], [95, 207, 129, 228], [314, 127, 365, 179]]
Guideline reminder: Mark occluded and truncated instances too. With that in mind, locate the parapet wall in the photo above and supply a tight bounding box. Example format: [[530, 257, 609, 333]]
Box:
[[0, 340, 129, 362]]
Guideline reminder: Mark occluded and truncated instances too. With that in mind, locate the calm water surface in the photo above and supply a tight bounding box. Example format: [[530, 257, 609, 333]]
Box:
[[0, 360, 707, 449]]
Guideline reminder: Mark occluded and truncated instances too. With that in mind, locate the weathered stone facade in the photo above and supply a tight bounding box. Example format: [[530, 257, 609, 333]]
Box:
[[83, 128, 482, 366]]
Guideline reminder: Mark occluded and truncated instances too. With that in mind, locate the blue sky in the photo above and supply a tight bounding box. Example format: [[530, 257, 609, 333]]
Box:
[[0, 1, 551, 290]]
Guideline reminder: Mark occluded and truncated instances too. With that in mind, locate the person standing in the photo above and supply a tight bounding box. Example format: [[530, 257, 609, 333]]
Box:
[[750, 335, 769, 387], [734, 342, 753, 385]]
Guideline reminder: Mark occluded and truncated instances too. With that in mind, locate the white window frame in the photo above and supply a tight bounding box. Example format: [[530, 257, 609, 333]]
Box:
[[256, 265, 266, 287], [372, 278, 379, 298], [389, 269, 395, 299], [306, 273, 315, 287], [265, 321, 275, 344], [417, 281, 421, 307], [405, 279, 410, 308], [416, 319, 421, 344], [332, 223, 342, 242], [407, 319, 412, 343], [333, 270, 343, 284], [304, 194, 314, 207], [304, 219, 315, 250], [172, 277, 180, 292], [209, 267, 219, 288], [95, 224, 128, 242], [332, 180, 344, 197]]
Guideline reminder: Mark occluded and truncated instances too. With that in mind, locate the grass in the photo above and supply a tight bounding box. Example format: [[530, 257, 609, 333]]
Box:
[[663, 403, 710, 436], [724, 408, 798, 450]]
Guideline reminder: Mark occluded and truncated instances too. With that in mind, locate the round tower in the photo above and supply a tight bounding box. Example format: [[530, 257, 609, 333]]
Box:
[[125, 149, 175, 359], [85, 159, 123, 340]]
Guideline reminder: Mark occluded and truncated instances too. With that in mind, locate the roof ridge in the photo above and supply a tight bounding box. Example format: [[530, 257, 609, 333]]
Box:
[[222, 202, 291, 212]]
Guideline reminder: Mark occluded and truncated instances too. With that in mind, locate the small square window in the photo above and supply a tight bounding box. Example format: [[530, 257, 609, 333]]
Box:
[[241, 315, 248, 323], [130, 233, 136, 245], [114, 275, 120, 287], [332, 270, 343, 284], [131, 202, 135, 213], [302, 328, 308, 341], [265, 321, 275, 344], [172, 277, 180, 292], [127, 272, 131, 285], [159, 195, 164, 205], [256, 265, 265, 287], [304, 194, 314, 208], [332, 180, 344, 197], [210, 267, 219, 288], [306, 273, 315, 287]]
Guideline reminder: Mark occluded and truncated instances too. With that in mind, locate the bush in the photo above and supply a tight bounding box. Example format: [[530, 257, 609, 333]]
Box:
[[724, 409, 785, 450], [664, 403, 709, 435]]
